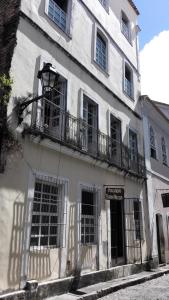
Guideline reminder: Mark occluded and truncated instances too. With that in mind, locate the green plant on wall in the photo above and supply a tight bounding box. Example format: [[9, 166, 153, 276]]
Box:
[[0, 74, 13, 105]]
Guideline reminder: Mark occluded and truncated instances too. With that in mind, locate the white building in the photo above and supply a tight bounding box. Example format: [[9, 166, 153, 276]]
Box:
[[141, 95, 169, 266], [0, 0, 149, 296]]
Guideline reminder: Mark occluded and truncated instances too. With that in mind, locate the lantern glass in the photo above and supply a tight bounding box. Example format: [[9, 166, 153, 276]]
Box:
[[38, 63, 57, 92]]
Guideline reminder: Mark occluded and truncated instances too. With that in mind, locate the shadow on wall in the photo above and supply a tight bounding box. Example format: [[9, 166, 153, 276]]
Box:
[[66, 204, 76, 276], [7, 201, 52, 288], [7, 201, 24, 288], [27, 248, 51, 281]]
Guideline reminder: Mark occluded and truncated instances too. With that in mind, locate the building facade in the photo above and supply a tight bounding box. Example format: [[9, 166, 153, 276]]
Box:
[[0, 0, 148, 295], [142, 96, 169, 266]]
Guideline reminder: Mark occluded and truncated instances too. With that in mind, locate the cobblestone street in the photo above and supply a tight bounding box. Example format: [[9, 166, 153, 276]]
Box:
[[100, 273, 169, 300]]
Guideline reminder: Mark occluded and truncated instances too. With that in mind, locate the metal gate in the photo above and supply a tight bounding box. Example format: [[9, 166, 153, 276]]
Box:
[[124, 198, 142, 264]]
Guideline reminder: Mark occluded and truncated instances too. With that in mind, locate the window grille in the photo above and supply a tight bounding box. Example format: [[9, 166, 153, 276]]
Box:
[[82, 95, 98, 154], [161, 137, 167, 165], [124, 65, 133, 98], [133, 200, 143, 240], [121, 12, 130, 41], [129, 129, 138, 173], [96, 33, 107, 71], [48, 0, 67, 31], [110, 115, 122, 165], [150, 126, 156, 159], [30, 175, 67, 249], [81, 189, 98, 245]]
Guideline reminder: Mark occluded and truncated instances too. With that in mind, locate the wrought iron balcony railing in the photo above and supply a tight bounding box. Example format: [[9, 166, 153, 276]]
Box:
[[30, 97, 146, 178]]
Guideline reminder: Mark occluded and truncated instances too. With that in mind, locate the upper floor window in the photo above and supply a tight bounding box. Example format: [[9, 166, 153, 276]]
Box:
[[82, 95, 98, 154], [150, 126, 157, 159], [96, 32, 107, 71], [121, 11, 131, 42], [124, 63, 133, 99], [129, 129, 138, 163], [110, 115, 122, 165], [47, 0, 69, 32], [161, 137, 167, 165]]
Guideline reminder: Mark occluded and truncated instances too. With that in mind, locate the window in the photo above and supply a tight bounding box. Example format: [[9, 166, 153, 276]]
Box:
[[82, 95, 98, 154], [40, 74, 67, 140], [30, 178, 65, 248], [96, 32, 107, 71], [121, 11, 130, 42], [161, 137, 167, 165], [129, 129, 138, 172], [98, 0, 107, 9], [129, 129, 138, 162], [47, 0, 68, 32], [133, 200, 143, 240], [150, 126, 157, 159], [110, 115, 122, 165], [81, 190, 97, 245], [162, 193, 169, 207], [124, 64, 133, 98]]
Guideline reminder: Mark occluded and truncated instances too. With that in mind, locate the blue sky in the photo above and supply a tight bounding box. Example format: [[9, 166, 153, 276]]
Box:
[[134, 0, 169, 49]]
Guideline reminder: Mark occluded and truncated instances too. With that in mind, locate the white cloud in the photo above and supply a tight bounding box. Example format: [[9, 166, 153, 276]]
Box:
[[140, 31, 169, 104]]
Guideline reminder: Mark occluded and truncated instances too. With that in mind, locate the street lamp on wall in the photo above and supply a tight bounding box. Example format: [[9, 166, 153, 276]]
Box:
[[18, 63, 58, 124], [37, 63, 58, 92]]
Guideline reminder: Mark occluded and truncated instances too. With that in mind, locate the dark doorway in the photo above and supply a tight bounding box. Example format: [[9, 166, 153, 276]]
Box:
[[156, 214, 165, 264], [110, 200, 125, 266]]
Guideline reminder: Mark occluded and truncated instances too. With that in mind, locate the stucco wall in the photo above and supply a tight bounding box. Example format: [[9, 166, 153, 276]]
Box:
[[19, 0, 141, 112]]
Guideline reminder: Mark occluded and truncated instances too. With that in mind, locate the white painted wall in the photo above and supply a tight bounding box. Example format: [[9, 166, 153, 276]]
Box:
[[143, 98, 169, 263], [0, 0, 147, 292]]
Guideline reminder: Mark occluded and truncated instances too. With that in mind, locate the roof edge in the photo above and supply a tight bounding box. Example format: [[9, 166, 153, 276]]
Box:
[[127, 0, 140, 15], [140, 95, 169, 124]]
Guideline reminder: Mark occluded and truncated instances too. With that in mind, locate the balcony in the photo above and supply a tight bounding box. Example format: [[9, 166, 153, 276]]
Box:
[[30, 96, 145, 178]]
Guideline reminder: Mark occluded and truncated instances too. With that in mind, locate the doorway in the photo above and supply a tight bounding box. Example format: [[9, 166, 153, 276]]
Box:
[[156, 214, 165, 264], [110, 200, 125, 266]]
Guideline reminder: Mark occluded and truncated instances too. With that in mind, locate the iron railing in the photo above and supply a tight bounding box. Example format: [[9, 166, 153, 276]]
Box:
[[30, 97, 146, 178]]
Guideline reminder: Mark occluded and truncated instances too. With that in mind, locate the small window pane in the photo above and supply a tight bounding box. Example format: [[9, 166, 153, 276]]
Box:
[[96, 33, 107, 70]]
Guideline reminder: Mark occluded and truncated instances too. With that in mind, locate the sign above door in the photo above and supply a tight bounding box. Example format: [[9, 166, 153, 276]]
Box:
[[105, 186, 124, 200]]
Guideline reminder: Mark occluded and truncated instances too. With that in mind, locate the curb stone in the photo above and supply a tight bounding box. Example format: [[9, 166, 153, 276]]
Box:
[[78, 268, 169, 300]]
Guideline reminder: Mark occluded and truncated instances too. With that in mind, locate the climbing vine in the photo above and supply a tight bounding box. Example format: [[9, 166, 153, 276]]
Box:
[[0, 74, 13, 105]]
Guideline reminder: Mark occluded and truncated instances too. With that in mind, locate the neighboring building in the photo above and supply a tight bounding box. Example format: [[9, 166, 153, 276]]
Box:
[[141, 95, 169, 265], [0, 0, 148, 296]]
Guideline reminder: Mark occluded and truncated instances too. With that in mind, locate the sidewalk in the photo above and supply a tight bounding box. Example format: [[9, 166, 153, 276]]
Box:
[[48, 265, 169, 300]]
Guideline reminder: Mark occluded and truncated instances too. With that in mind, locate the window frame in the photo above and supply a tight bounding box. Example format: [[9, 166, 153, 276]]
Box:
[[161, 136, 168, 166], [149, 125, 157, 160], [81, 190, 97, 245], [45, 0, 72, 36], [121, 11, 131, 43], [129, 128, 138, 162], [78, 183, 101, 247], [123, 62, 134, 100], [133, 199, 144, 241], [94, 26, 109, 74], [109, 114, 122, 164], [29, 174, 68, 250]]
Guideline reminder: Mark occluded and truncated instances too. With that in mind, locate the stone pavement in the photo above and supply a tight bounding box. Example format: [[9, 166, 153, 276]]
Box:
[[47, 265, 169, 300], [101, 273, 169, 299]]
